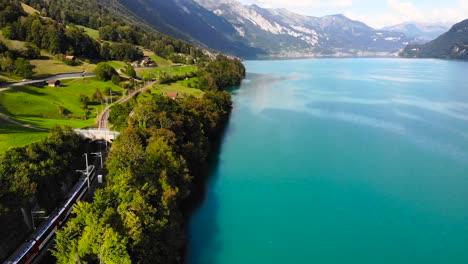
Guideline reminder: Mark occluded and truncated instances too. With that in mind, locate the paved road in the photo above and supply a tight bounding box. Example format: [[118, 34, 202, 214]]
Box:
[[97, 81, 157, 130], [0, 73, 95, 89]]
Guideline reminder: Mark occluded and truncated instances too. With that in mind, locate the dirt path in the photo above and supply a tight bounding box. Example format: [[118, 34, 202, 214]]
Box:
[[0, 114, 48, 131]]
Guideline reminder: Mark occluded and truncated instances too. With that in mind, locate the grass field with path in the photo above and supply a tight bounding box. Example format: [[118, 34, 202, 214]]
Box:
[[0, 78, 123, 129], [31, 59, 95, 78], [0, 122, 47, 153]]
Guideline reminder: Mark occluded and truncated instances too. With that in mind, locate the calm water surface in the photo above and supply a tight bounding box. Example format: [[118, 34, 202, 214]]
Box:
[[188, 58, 468, 264]]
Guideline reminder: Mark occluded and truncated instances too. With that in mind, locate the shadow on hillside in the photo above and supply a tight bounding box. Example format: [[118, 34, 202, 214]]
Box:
[[7, 86, 46, 96]]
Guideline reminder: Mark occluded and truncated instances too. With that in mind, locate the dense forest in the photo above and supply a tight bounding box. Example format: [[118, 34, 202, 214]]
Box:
[[0, 127, 86, 257], [53, 92, 234, 263], [0, 127, 83, 215]]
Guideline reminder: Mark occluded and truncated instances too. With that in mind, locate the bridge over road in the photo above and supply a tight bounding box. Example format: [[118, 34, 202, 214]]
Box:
[[74, 129, 119, 142]]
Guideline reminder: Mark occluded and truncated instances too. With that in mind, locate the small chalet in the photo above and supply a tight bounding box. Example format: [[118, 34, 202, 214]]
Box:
[[167, 92, 178, 100], [65, 55, 76, 61], [47, 80, 61, 87]]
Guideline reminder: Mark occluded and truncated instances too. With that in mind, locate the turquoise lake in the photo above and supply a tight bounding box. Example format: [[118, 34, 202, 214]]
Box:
[[187, 58, 468, 264]]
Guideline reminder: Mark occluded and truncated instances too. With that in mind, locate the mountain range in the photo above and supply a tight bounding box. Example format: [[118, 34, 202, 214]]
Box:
[[195, 0, 421, 57], [103, 0, 463, 59], [116, 0, 263, 57], [109, 0, 419, 58], [400, 19, 468, 60], [382, 22, 449, 43]]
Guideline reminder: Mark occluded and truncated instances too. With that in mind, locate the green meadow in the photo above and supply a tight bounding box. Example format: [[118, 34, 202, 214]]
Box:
[[136, 65, 198, 79], [77, 25, 100, 40], [0, 78, 123, 130], [31, 59, 95, 78], [0, 122, 47, 153], [150, 78, 204, 98]]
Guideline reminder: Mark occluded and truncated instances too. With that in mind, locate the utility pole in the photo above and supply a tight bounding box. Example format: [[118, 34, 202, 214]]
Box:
[[91, 152, 103, 169], [105, 130, 108, 151], [85, 153, 90, 189]]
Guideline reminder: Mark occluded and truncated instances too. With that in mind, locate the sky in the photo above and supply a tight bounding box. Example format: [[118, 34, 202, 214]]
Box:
[[238, 0, 468, 28]]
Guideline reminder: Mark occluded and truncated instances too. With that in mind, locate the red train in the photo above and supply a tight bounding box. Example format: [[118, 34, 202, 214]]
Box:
[[5, 166, 96, 264]]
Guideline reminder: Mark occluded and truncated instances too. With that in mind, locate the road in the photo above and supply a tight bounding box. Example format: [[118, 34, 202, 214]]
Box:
[[0, 73, 95, 89], [97, 81, 157, 130]]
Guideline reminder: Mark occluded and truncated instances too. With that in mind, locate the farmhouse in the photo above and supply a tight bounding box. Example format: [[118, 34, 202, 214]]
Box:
[[47, 80, 61, 87], [65, 55, 76, 61], [131, 57, 157, 68]]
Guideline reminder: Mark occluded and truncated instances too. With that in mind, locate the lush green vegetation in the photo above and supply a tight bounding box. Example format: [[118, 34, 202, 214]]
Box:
[[199, 54, 246, 90], [54, 90, 232, 263], [93, 62, 118, 81], [0, 121, 47, 153], [0, 126, 83, 214], [136, 65, 198, 80], [152, 78, 204, 99], [76, 25, 99, 40], [54, 51, 244, 263], [0, 78, 123, 129], [0, 126, 85, 259]]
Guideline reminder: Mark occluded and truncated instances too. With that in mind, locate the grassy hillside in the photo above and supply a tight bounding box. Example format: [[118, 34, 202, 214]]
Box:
[[20, 3, 39, 14], [77, 25, 100, 40], [151, 78, 204, 98], [136, 65, 198, 79], [31, 59, 95, 78], [0, 32, 26, 50], [0, 78, 123, 129], [0, 122, 47, 153]]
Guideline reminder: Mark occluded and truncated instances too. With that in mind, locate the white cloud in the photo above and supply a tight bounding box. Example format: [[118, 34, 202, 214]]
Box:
[[346, 0, 468, 28], [387, 0, 423, 20], [242, 0, 353, 8], [241, 0, 468, 28]]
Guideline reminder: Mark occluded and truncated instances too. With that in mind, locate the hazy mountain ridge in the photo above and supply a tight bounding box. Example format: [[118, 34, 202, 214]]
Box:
[[195, 0, 417, 57], [400, 19, 468, 60], [382, 22, 449, 42]]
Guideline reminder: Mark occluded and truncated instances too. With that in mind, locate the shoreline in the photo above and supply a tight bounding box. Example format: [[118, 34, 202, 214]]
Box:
[[180, 105, 232, 264]]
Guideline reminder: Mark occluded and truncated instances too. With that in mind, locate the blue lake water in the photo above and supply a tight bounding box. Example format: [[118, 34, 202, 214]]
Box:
[[187, 58, 468, 264]]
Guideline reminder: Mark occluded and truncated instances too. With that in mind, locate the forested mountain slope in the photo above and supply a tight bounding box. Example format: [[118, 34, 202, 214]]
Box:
[[400, 19, 468, 60]]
